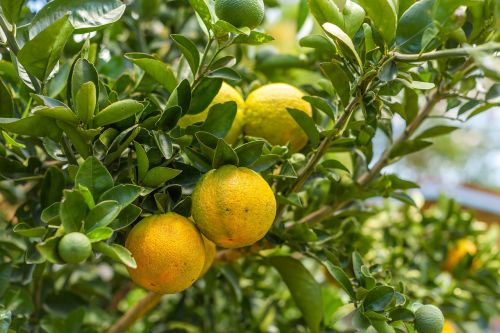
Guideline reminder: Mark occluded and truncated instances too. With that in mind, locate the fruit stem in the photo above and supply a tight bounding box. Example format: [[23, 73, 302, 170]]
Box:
[[106, 291, 163, 333]]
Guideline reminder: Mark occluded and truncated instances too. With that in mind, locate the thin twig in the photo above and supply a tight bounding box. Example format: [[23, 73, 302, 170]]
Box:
[[0, 14, 42, 93], [106, 292, 163, 333], [390, 43, 500, 62]]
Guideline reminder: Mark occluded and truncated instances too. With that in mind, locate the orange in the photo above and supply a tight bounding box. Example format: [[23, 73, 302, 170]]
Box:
[[125, 213, 206, 294], [444, 239, 477, 271]]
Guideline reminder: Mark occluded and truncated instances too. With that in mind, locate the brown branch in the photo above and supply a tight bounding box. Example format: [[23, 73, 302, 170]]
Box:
[[390, 43, 500, 62], [106, 292, 163, 333]]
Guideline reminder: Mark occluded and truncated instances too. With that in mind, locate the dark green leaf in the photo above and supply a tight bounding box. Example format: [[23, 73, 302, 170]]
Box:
[[322, 261, 356, 299], [171, 34, 200, 75], [206, 67, 241, 82], [41, 166, 65, 208], [378, 61, 398, 82], [109, 204, 142, 230], [75, 156, 114, 200], [18, 15, 74, 81], [320, 62, 351, 107], [269, 256, 323, 333], [85, 200, 121, 231], [303, 95, 335, 119], [188, 78, 222, 115], [235, 141, 265, 167], [390, 140, 433, 159], [394, 0, 435, 53], [389, 308, 415, 322], [213, 139, 239, 168], [321, 159, 350, 173], [142, 167, 182, 187], [363, 286, 395, 312], [134, 142, 149, 181], [287, 108, 319, 147], [152, 131, 174, 160], [99, 184, 142, 207], [60, 190, 88, 233], [0, 79, 14, 117], [197, 102, 237, 138]]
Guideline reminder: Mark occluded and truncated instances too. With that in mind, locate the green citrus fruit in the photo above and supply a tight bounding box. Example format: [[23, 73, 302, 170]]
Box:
[[215, 0, 265, 29], [191, 165, 276, 249], [414, 305, 444, 333], [244, 83, 313, 152], [58, 232, 92, 264], [125, 213, 206, 294], [178, 82, 245, 145]]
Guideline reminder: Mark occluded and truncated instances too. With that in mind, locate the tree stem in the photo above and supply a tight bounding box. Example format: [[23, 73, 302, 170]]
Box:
[[390, 43, 500, 62], [0, 14, 42, 93], [106, 292, 163, 333]]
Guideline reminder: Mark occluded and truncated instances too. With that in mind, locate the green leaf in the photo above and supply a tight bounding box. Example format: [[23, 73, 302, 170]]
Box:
[[29, 0, 126, 36], [93, 242, 136, 268], [233, 31, 274, 45], [394, 0, 435, 53], [86, 227, 113, 243], [213, 139, 239, 168], [299, 35, 336, 54], [152, 131, 174, 160], [269, 256, 323, 333], [322, 23, 363, 67], [60, 190, 88, 233], [363, 286, 395, 312], [390, 139, 433, 159], [378, 61, 398, 82], [134, 142, 149, 181], [396, 78, 435, 90], [196, 102, 237, 138], [415, 125, 458, 139], [0, 79, 14, 117], [188, 78, 222, 115], [13, 223, 46, 238], [18, 15, 74, 81], [93, 100, 144, 127], [56, 121, 91, 158], [320, 62, 351, 107], [0, 309, 11, 333], [321, 159, 350, 173], [171, 34, 200, 75], [33, 106, 79, 124], [357, 0, 398, 44], [125, 53, 177, 92], [187, 0, 212, 29], [85, 200, 121, 231], [40, 166, 66, 209], [235, 141, 265, 167], [389, 307, 415, 321], [75, 156, 114, 200], [75, 82, 97, 124], [109, 204, 142, 230], [303, 95, 335, 119], [322, 261, 356, 299], [98, 184, 142, 207], [41, 203, 61, 225], [0, 0, 25, 24], [287, 108, 319, 147], [296, 0, 309, 32], [36, 235, 63, 264], [308, 0, 365, 37], [470, 50, 500, 81], [142, 167, 182, 188], [69, 58, 99, 110], [206, 67, 241, 82]]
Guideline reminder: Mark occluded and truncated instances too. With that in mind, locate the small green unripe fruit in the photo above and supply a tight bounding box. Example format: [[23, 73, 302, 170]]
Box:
[[414, 305, 444, 333], [215, 0, 265, 29], [58, 232, 92, 264]]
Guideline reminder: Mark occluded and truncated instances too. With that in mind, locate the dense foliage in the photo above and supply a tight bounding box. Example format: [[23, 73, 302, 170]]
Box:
[[0, 0, 499, 332]]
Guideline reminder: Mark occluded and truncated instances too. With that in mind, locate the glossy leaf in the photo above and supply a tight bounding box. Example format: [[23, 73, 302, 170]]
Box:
[[363, 286, 395, 312], [0, 0, 25, 24], [29, 0, 126, 37], [171, 34, 200, 75], [287, 108, 319, 147], [85, 200, 121, 231], [269, 256, 323, 333], [60, 190, 88, 233], [357, 0, 398, 44], [69, 58, 99, 110], [75, 82, 97, 124], [33, 106, 79, 124], [18, 15, 74, 81], [142, 167, 182, 188], [234, 141, 265, 167], [188, 78, 222, 115], [86, 227, 113, 243], [322, 261, 356, 299], [75, 157, 114, 200], [322, 23, 363, 67], [196, 102, 237, 138], [99, 184, 142, 207], [93, 242, 136, 268], [93, 100, 144, 127], [125, 53, 177, 92], [0, 116, 62, 140], [394, 0, 435, 53], [213, 139, 239, 168]]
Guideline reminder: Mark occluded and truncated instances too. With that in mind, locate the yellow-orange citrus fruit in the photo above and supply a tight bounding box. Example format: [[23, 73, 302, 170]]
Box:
[[191, 165, 276, 248], [442, 320, 456, 333], [178, 82, 245, 144], [444, 239, 477, 271], [125, 213, 206, 294], [200, 235, 217, 277], [244, 83, 313, 152]]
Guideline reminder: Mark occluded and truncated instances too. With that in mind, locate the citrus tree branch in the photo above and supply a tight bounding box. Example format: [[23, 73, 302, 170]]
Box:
[[0, 14, 42, 93], [106, 292, 163, 333], [390, 43, 500, 62]]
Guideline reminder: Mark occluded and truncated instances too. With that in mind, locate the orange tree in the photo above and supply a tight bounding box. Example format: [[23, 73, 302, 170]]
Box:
[[0, 0, 499, 332]]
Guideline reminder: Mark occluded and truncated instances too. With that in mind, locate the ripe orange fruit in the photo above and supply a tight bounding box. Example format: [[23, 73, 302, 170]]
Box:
[[58, 232, 92, 264], [125, 213, 206, 294], [200, 235, 217, 277], [244, 83, 313, 152], [444, 239, 478, 271], [191, 165, 276, 248], [178, 82, 245, 144]]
